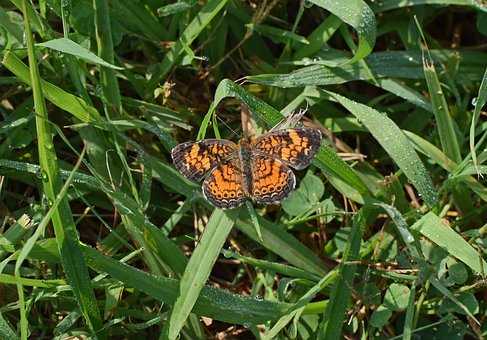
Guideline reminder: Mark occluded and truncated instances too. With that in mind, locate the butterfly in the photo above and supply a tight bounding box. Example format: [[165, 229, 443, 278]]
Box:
[[171, 127, 322, 209]]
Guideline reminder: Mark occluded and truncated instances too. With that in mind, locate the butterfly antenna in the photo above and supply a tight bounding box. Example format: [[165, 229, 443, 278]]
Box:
[[216, 114, 241, 139]]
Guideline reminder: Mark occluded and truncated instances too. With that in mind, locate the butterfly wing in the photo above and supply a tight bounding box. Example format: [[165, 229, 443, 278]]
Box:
[[171, 139, 238, 181], [202, 158, 246, 209], [250, 156, 295, 204], [252, 127, 322, 169]]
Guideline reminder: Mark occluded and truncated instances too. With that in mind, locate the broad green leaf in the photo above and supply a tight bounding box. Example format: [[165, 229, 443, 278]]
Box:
[[383, 283, 410, 311], [370, 305, 392, 328], [282, 171, 324, 216]]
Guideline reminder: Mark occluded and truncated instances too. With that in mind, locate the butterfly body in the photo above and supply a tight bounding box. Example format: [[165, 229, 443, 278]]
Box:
[[171, 127, 322, 209]]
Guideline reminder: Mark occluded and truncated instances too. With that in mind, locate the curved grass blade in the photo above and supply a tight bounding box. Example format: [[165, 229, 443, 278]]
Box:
[[37, 38, 123, 70], [323, 90, 438, 206], [307, 0, 376, 64], [80, 243, 291, 325], [200, 79, 370, 196], [469, 67, 487, 173], [371, 0, 487, 13], [248, 50, 486, 88], [2, 52, 102, 123], [163, 209, 237, 340], [21, 1, 104, 336]]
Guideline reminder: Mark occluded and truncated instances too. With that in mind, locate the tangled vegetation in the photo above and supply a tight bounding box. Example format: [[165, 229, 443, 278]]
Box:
[[0, 0, 486, 339]]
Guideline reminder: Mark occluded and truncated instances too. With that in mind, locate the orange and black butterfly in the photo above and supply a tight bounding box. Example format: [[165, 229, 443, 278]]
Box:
[[171, 127, 322, 209]]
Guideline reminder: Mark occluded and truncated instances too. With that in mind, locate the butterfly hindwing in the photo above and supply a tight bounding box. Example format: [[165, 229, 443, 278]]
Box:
[[202, 158, 246, 209], [250, 155, 295, 204]]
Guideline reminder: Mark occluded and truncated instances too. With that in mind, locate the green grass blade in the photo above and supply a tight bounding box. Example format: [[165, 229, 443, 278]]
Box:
[[371, 0, 486, 13], [80, 243, 291, 325], [469, 67, 487, 172], [264, 270, 337, 339], [411, 212, 487, 274], [145, 0, 230, 94], [0, 312, 17, 340], [15, 147, 86, 339], [236, 216, 327, 277], [402, 282, 417, 340], [307, 0, 376, 63], [163, 209, 236, 340], [324, 90, 438, 206], [318, 208, 368, 338], [37, 37, 123, 70], [294, 14, 342, 59], [419, 32, 462, 163], [21, 1, 104, 336], [248, 50, 486, 88], [93, 0, 122, 116], [2, 52, 102, 123]]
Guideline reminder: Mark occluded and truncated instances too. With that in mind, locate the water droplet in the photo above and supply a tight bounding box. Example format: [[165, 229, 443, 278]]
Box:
[[472, 97, 478, 107]]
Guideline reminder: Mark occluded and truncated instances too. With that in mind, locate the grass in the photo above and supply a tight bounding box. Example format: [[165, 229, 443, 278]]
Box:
[[0, 0, 486, 339]]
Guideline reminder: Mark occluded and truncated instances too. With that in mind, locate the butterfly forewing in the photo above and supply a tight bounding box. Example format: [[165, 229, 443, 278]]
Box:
[[171, 139, 238, 181], [252, 127, 322, 169]]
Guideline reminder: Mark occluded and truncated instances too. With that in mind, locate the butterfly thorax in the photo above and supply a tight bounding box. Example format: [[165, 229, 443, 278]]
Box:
[[238, 138, 253, 196]]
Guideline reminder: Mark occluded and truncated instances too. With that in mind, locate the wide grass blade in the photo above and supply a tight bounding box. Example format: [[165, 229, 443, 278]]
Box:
[[307, 0, 376, 63], [37, 38, 123, 70], [411, 212, 487, 273], [371, 0, 486, 13], [163, 209, 237, 340], [247, 50, 486, 88], [323, 90, 438, 206], [469, 67, 487, 173], [20, 0, 104, 336], [79, 243, 291, 325], [2, 52, 102, 123]]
